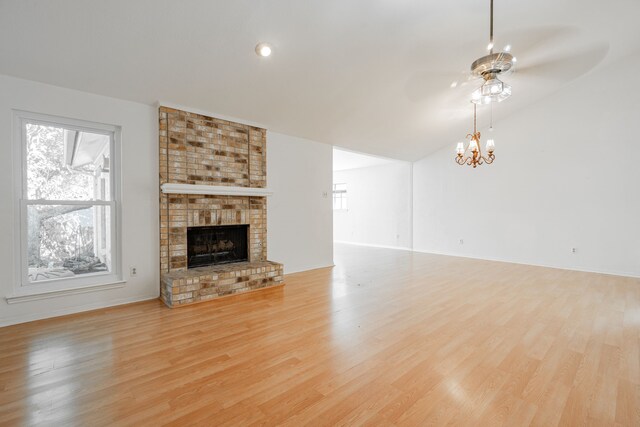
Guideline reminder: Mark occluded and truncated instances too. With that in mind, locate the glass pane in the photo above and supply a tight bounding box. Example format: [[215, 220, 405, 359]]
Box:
[[333, 193, 348, 210], [27, 205, 112, 283], [26, 123, 111, 201]]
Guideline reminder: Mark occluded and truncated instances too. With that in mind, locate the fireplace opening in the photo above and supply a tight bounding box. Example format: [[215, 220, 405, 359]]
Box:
[[187, 224, 249, 268]]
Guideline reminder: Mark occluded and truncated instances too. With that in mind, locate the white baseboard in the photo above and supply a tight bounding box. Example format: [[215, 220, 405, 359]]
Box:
[[285, 263, 335, 275], [0, 293, 159, 328], [334, 241, 413, 251], [412, 248, 640, 279], [6, 281, 127, 304], [335, 241, 639, 279]]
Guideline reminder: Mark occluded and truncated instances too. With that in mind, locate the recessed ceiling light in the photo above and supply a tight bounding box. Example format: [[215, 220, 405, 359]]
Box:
[[255, 43, 272, 57]]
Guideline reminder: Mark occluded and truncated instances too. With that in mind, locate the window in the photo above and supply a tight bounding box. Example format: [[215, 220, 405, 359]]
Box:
[[14, 111, 121, 293], [333, 183, 348, 210]]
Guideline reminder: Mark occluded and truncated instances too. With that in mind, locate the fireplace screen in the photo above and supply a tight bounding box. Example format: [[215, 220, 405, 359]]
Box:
[[187, 225, 249, 268]]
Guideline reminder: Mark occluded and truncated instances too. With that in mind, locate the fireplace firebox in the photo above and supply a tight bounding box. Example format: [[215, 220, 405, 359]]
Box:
[[187, 225, 249, 268]]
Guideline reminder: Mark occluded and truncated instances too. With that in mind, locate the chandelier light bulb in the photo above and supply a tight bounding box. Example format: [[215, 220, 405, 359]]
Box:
[[504, 44, 512, 52], [486, 139, 495, 152], [456, 142, 465, 155], [469, 139, 479, 152]]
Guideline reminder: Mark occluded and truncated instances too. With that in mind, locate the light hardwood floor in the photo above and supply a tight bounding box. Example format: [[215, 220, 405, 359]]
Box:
[[1, 243, 639, 426]]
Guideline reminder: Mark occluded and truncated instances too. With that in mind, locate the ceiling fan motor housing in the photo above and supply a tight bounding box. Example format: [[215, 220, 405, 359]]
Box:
[[471, 52, 514, 79]]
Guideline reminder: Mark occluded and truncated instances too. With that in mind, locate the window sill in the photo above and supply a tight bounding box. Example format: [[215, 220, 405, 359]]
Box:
[[6, 281, 126, 304]]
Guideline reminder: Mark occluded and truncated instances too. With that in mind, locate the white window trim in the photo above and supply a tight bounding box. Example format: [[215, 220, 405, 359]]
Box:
[[11, 110, 123, 298], [333, 183, 348, 211]]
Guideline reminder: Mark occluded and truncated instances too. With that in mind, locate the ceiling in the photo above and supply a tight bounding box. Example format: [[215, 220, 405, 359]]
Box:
[[1, 0, 639, 160], [333, 148, 398, 172]]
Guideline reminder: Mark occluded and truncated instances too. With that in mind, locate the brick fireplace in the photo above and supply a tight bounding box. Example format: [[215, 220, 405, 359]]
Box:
[[158, 106, 283, 307]]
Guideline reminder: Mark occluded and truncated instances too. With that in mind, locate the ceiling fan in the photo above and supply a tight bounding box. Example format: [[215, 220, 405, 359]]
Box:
[[406, 3, 608, 108], [469, 0, 514, 105], [462, 0, 609, 102]]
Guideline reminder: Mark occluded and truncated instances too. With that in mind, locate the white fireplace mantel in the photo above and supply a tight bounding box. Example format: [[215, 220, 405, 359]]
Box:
[[160, 183, 273, 197]]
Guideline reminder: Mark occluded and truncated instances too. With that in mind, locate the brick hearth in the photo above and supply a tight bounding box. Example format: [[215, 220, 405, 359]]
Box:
[[161, 261, 283, 306]]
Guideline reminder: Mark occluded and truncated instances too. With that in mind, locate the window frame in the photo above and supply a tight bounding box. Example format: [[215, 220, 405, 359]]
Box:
[[333, 183, 348, 211], [12, 110, 123, 296]]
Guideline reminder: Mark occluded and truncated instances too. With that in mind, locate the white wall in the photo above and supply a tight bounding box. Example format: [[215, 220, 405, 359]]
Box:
[[334, 162, 412, 249], [267, 132, 334, 273], [413, 52, 640, 277], [0, 75, 159, 327]]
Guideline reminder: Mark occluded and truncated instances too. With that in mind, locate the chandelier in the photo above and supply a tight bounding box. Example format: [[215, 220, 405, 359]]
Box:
[[455, 104, 495, 168], [470, 0, 514, 105]]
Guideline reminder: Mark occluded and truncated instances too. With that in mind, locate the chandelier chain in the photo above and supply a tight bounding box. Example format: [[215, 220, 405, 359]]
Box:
[[490, 102, 493, 130], [473, 103, 477, 134]]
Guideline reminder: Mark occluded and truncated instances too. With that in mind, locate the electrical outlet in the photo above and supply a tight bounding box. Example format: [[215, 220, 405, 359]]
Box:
[[130, 266, 137, 277], [322, 191, 328, 198], [459, 239, 464, 245], [571, 247, 577, 254]]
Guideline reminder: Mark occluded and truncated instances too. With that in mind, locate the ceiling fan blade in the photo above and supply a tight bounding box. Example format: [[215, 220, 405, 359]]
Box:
[[514, 43, 609, 82], [501, 26, 580, 59], [405, 69, 481, 103]]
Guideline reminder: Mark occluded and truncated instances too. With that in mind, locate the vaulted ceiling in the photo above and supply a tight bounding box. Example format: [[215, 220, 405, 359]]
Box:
[[1, 0, 639, 160]]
